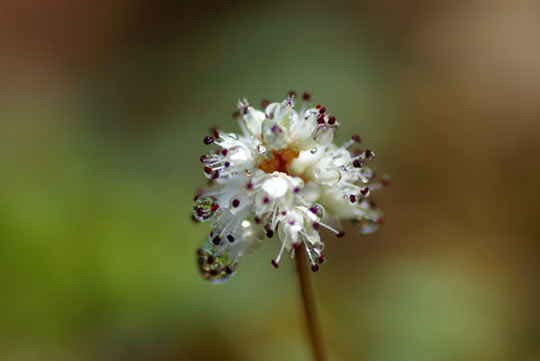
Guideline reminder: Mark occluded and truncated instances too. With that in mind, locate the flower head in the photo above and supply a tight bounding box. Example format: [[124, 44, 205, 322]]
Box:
[[193, 91, 387, 283]]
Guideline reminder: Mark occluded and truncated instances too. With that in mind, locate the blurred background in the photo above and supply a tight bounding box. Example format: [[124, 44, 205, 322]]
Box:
[[1, 0, 539, 360]]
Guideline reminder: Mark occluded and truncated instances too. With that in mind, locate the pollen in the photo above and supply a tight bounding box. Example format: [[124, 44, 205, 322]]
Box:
[[258, 148, 299, 174]]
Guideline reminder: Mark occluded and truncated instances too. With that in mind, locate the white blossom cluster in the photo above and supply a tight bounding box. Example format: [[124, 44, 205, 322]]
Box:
[[193, 91, 386, 283]]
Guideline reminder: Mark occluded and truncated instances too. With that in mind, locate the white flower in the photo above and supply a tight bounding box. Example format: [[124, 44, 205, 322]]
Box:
[[193, 91, 387, 283]]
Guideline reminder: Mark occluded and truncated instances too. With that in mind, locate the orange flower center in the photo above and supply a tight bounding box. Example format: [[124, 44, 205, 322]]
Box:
[[258, 148, 299, 175]]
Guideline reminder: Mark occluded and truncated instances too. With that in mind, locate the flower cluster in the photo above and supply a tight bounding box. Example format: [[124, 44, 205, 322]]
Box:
[[193, 91, 387, 283]]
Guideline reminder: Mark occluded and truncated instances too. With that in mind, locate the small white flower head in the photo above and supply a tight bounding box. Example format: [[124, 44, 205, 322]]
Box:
[[193, 91, 388, 283]]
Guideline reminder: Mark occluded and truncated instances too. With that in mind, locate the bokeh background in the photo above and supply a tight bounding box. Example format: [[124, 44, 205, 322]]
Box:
[[1, 1, 539, 360]]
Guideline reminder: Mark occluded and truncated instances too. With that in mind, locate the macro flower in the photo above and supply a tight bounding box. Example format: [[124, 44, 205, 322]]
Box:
[[194, 91, 387, 283]]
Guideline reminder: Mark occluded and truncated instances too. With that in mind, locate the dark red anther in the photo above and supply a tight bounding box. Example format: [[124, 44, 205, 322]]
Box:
[[281, 210, 287, 215], [212, 236, 221, 245], [376, 217, 385, 225], [311, 264, 320, 272], [271, 259, 279, 268], [261, 99, 270, 108], [328, 116, 336, 125], [254, 216, 261, 224], [353, 159, 363, 168], [349, 194, 357, 203], [292, 242, 300, 249], [225, 266, 233, 274], [222, 149, 228, 156], [203, 167, 212, 174], [361, 187, 369, 195], [317, 115, 325, 124], [232, 110, 240, 118], [266, 229, 274, 238], [316, 104, 321, 109], [294, 187, 300, 193], [203, 136, 214, 145], [211, 170, 220, 179], [382, 178, 391, 187], [302, 91, 312, 102], [210, 204, 219, 212], [232, 199, 240, 208], [312, 222, 320, 230], [263, 197, 269, 204], [309, 207, 317, 214], [319, 106, 326, 114], [288, 90, 296, 98], [352, 134, 362, 143], [200, 155, 207, 163], [246, 182, 253, 190], [337, 231, 345, 238], [224, 161, 230, 168], [227, 235, 235, 243], [365, 149, 373, 158], [210, 127, 219, 139], [318, 255, 325, 264]]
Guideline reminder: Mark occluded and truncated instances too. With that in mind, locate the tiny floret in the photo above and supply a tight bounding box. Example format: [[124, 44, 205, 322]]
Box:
[[194, 92, 386, 283]]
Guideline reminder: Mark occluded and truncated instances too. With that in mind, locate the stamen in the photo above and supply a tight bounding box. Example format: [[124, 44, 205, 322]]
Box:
[[203, 136, 214, 145]]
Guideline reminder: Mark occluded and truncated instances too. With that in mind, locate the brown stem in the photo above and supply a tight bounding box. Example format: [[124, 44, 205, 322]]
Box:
[[295, 249, 327, 361]]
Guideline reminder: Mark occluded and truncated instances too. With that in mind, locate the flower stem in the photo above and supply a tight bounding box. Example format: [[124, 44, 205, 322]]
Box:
[[295, 250, 327, 361]]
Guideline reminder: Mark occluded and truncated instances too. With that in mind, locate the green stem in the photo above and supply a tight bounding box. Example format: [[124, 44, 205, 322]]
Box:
[[295, 249, 327, 361]]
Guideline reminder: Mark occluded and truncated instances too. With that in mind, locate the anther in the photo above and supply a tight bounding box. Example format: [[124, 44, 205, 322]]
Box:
[[360, 187, 369, 195], [319, 106, 326, 114], [266, 229, 274, 238], [311, 264, 320, 272], [212, 236, 221, 245], [350, 194, 357, 203], [365, 149, 373, 158], [254, 217, 261, 224], [224, 161, 230, 168], [247, 182, 253, 190], [232, 199, 240, 208], [263, 197, 269, 204], [203, 167, 212, 174], [294, 187, 300, 193], [200, 155, 207, 163], [222, 149, 228, 156], [261, 99, 270, 108], [328, 116, 336, 125], [203, 136, 214, 145], [352, 134, 362, 143], [210, 127, 220, 139], [337, 231, 345, 238], [225, 266, 233, 274], [227, 235, 235, 243], [288, 90, 296, 98], [271, 259, 279, 268], [302, 91, 312, 102], [353, 159, 363, 168], [312, 222, 320, 230], [316, 104, 321, 109]]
